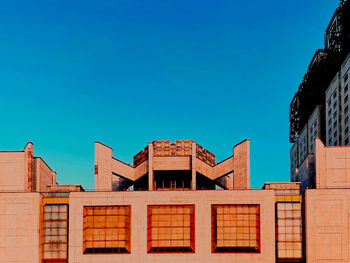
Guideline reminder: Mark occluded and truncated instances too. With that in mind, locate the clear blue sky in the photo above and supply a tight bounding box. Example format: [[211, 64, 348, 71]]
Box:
[[0, 0, 340, 189]]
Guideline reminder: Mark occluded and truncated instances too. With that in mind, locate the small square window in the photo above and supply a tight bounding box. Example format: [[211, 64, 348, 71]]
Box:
[[334, 111, 337, 118], [345, 84, 349, 93], [345, 137, 349, 145], [346, 116, 349, 124], [345, 95, 349, 103], [334, 101, 337, 108], [334, 131, 337, 138], [334, 120, 337, 128], [333, 91, 337, 99], [345, 73, 348, 82], [345, 127, 349, 134], [328, 138, 332, 145], [328, 99, 332, 106], [334, 140, 338, 146], [345, 106, 349, 113], [329, 118, 332, 125]]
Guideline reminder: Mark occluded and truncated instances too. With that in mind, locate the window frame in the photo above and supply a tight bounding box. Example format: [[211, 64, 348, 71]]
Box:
[[211, 204, 261, 253], [83, 205, 131, 254], [147, 204, 195, 253], [42, 203, 69, 263]]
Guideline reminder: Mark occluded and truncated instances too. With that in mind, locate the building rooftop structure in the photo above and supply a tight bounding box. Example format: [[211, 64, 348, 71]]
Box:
[[0, 142, 57, 192], [95, 139, 250, 192]]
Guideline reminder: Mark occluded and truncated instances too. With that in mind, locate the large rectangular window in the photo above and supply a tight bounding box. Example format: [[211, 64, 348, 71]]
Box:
[[43, 204, 68, 263], [147, 205, 195, 253], [212, 204, 260, 253], [276, 202, 302, 261], [83, 206, 131, 253]]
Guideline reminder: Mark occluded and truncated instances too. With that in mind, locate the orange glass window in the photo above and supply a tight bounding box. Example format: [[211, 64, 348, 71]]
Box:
[[212, 204, 260, 253], [42, 204, 68, 263], [83, 206, 131, 253], [276, 202, 302, 260], [147, 205, 195, 253]]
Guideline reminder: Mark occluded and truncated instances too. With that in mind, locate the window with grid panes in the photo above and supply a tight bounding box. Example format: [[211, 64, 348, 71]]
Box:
[[276, 202, 302, 260], [43, 204, 68, 263], [83, 206, 131, 253], [147, 205, 195, 253], [211, 204, 260, 253]]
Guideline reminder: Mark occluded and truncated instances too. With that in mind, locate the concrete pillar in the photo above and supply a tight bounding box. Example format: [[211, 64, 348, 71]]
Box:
[[315, 138, 326, 189], [191, 142, 196, 190], [148, 142, 154, 191], [52, 171, 57, 185], [233, 139, 250, 189], [24, 142, 34, 192], [94, 142, 113, 191]]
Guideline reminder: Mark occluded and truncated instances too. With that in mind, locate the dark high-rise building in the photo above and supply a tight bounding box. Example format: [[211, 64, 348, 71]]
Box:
[[289, 0, 350, 188]]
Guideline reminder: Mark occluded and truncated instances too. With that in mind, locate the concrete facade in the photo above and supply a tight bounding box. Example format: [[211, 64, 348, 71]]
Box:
[[0, 143, 56, 192], [69, 190, 275, 263], [3, 139, 350, 262], [305, 189, 350, 262], [315, 138, 350, 188], [0, 193, 41, 263]]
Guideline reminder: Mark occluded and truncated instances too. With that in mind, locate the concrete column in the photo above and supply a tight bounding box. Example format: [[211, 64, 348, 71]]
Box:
[[233, 139, 250, 189], [315, 138, 326, 188], [24, 142, 34, 192], [52, 171, 57, 185], [191, 142, 196, 190], [148, 142, 154, 191], [94, 142, 113, 191]]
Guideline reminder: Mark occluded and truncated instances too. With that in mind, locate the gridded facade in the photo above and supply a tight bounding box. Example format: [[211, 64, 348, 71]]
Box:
[[276, 202, 302, 261], [290, 143, 298, 182], [147, 205, 195, 253], [325, 73, 340, 146], [211, 204, 260, 253], [307, 106, 321, 153], [297, 127, 308, 166], [341, 55, 350, 145], [83, 206, 131, 253], [42, 204, 69, 263]]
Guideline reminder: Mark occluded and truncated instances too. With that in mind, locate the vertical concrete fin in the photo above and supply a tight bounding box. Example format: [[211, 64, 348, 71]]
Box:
[[191, 142, 196, 190], [315, 138, 326, 188], [52, 171, 57, 185], [148, 142, 154, 191], [24, 142, 34, 192], [233, 139, 250, 189], [94, 142, 113, 191]]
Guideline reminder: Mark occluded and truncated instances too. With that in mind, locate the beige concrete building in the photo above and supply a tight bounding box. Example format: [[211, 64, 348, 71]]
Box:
[[0, 142, 56, 192], [2, 139, 350, 262]]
